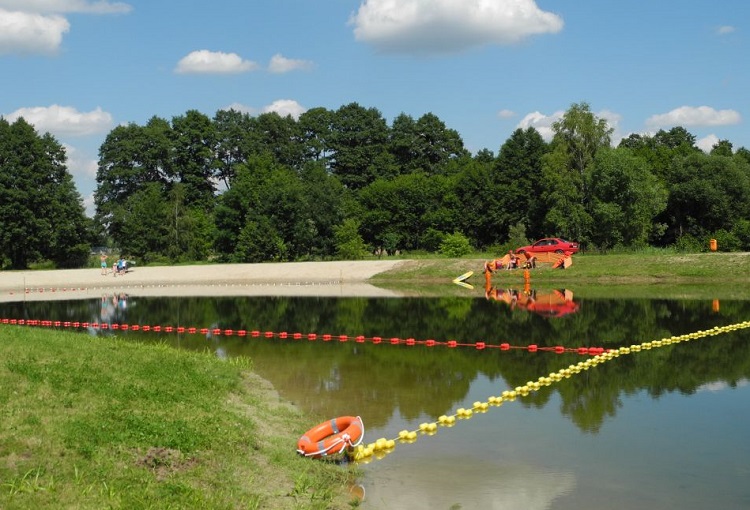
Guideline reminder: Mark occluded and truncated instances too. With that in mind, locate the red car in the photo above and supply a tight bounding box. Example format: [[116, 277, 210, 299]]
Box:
[[515, 238, 579, 256]]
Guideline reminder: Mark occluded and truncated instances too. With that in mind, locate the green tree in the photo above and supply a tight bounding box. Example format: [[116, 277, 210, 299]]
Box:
[[0, 118, 90, 269], [495, 127, 549, 240], [213, 109, 258, 189], [115, 182, 170, 262], [663, 152, 750, 244], [541, 102, 613, 244], [298, 107, 334, 163], [328, 102, 396, 190], [359, 173, 455, 252], [170, 110, 217, 209], [588, 148, 667, 249], [452, 157, 507, 249], [94, 117, 172, 234], [234, 216, 286, 262], [334, 218, 367, 260], [388, 112, 468, 175]]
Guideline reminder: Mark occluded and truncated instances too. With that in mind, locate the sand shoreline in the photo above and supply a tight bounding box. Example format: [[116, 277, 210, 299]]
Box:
[[0, 260, 409, 302]]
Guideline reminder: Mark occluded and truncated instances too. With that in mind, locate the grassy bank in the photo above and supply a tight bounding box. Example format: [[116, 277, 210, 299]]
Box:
[[373, 251, 750, 300], [0, 327, 358, 509]]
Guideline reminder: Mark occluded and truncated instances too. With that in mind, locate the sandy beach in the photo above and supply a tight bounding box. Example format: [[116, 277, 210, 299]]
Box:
[[0, 260, 409, 302]]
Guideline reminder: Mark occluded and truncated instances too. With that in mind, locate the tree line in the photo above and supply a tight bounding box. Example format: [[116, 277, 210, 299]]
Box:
[[2, 101, 750, 269]]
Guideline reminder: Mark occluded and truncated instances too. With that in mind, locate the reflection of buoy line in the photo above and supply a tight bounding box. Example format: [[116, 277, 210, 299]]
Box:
[[12, 281, 344, 295], [348, 322, 750, 463]]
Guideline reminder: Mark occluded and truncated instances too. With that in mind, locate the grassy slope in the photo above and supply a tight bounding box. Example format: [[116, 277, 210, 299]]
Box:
[[373, 252, 750, 299], [0, 327, 358, 510]]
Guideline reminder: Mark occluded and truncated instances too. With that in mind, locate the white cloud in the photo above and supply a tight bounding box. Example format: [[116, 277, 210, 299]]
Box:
[[515, 107, 623, 145], [696, 134, 719, 153], [0, 1, 132, 14], [268, 53, 314, 73], [349, 0, 563, 55], [6, 104, 113, 136], [262, 99, 306, 120], [717, 25, 735, 35], [63, 143, 98, 178], [0, 1, 129, 55], [516, 110, 563, 141], [497, 109, 515, 119], [0, 8, 69, 54], [175, 50, 258, 74], [646, 106, 741, 129]]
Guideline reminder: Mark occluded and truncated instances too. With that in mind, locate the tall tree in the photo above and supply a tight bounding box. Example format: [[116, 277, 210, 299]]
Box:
[[213, 109, 257, 189], [297, 107, 334, 164], [541, 102, 613, 244], [95, 117, 172, 236], [170, 110, 217, 209], [0, 118, 89, 268], [495, 127, 549, 240], [328, 102, 396, 189], [588, 148, 667, 248], [388, 112, 468, 175], [662, 152, 750, 244]]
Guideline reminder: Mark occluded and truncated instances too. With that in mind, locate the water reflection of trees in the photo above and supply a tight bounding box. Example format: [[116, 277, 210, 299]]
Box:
[[2, 294, 749, 433]]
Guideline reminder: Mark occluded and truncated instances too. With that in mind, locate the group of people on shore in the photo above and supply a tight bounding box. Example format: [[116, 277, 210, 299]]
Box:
[[483, 251, 536, 274], [99, 253, 128, 277]]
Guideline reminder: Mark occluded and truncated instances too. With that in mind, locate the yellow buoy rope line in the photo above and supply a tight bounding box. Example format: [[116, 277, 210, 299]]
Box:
[[348, 321, 750, 463]]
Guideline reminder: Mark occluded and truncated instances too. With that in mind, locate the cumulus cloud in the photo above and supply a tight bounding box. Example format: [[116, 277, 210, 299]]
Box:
[[175, 50, 258, 74], [261, 99, 306, 120], [63, 143, 98, 179], [515, 107, 623, 144], [516, 110, 563, 141], [6, 104, 113, 136], [497, 109, 515, 119], [696, 134, 720, 153], [0, 8, 69, 54], [268, 53, 314, 73], [717, 25, 735, 35], [349, 0, 563, 54], [0, 1, 130, 55], [646, 106, 741, 129], [0, 1, 132, 14]]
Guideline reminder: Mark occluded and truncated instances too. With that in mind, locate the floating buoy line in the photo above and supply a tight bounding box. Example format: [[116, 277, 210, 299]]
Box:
[[0, 317, 615, 355], [344, 321, 750, 463]]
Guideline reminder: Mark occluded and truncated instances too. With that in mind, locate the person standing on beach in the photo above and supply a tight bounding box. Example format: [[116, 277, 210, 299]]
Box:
[[100, 253, 108, 275]]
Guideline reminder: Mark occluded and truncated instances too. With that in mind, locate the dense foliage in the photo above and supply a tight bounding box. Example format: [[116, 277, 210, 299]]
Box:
[[3, 101, 750, 268], [0, 118, 92, 269]]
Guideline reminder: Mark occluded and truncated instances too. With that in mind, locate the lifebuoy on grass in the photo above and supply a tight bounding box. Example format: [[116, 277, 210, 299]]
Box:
[[297, 416, 364, 458]]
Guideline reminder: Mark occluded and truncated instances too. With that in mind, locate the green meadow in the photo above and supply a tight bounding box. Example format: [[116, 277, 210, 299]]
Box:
[[0, 327, 358, 510]]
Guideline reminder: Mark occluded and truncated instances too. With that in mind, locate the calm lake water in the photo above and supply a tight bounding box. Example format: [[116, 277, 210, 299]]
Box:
[[2, 286, 749, 509]]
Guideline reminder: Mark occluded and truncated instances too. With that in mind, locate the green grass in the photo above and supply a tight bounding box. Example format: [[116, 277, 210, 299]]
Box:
[[0, 328, 359, 509], [372, 251, 750, 300]]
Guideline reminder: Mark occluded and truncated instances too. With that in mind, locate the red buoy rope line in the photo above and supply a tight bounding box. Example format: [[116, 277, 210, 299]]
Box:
[[347, 321, 750, 463], [0, 317, 611, 356]]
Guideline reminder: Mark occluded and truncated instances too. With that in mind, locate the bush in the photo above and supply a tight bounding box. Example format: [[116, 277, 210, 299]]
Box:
[[709, 230, 741, 252], [673, 234, 703, 253], [439, 232, 473, 257], [334, 219, 367, 260]]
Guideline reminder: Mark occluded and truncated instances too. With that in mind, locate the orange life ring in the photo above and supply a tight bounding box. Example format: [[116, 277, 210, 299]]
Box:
[[297, 416, 364, 458]]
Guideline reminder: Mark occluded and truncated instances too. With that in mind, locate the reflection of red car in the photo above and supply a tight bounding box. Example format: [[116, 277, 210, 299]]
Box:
[[525, 289, 580, 318], [515, 238, 579, 256]]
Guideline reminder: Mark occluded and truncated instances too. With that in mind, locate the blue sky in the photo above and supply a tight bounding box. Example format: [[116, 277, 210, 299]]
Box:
[[1, 0, 747, 216]]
